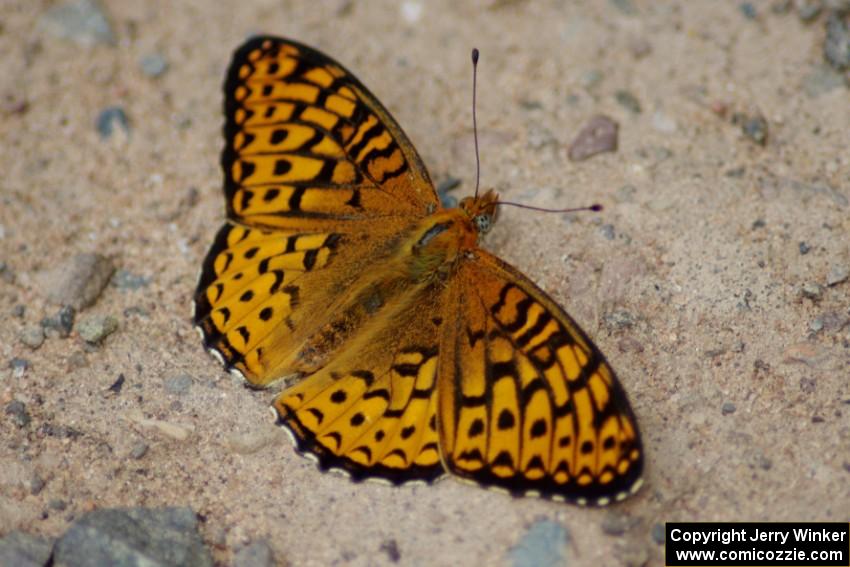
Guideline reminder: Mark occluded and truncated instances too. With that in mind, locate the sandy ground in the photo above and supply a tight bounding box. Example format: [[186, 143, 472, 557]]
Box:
[[1, 0, 849, 565]]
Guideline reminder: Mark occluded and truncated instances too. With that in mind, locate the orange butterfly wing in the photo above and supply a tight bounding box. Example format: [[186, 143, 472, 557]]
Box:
[[438, 250, 643, 505], [194, 36, 439, 383]]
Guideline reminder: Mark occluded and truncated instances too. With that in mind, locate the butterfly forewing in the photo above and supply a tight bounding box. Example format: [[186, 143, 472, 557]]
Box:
[[221, 37, 438, 228], [195, 36, 439, 383]]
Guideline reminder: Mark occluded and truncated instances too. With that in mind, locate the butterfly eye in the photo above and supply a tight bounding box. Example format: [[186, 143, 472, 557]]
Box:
[[473, 214, 492, 234]]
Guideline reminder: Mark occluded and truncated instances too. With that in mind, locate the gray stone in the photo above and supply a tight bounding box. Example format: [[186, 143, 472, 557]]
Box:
[[6, 400, 31, 428], [140, 53, 169, 78], [0, 531, 55, 567], [603, 310, 637, 329], [741, 114, 768, 145], [111, 269, 151, 290], [49, 499, 68, 511], [234, 540, 278, 567], [568, 115, 619, 161], [30, 473, 46, 495], [53, 507, 213, 567], [826, 265, 849, 286], [9, 358, 30, 379], [801, 282, 824, 300], [38, 0, 115, 46], [601, 511, 634, 536], [20, 325, 45, 349], [42, 253, 114, 310], [804, 65, 847, 97], [615, 89, 642, 114], [825, 11, 850, 70], [42, 305, 76, 338], [798, 1, 822, 22], [130, 441, 149, 460], [12, 304, 25, 318], [96, 106, 130, 140], [164, 374, 194, 396], [77, 314, 119, 344], [509, 520, 568, 567], [650, 523, 665, 545], [722, 401, 737, 415]]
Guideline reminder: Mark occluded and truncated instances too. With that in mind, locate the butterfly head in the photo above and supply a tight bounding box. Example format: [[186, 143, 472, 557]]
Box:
[[459, 189, 500, 236]]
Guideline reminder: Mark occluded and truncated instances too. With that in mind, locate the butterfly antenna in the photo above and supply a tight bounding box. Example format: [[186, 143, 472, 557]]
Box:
[[471, 47, 481, 200], [496, 201, 604, 214]]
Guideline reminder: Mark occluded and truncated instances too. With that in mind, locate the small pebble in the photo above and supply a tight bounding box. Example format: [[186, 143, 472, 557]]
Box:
[[234, 540, 278, 567], [825, 11, 850, 70], [772, 0, 792, 13], [801, 282, 824, 300], [651, 110, 677, 133], [111, 269, 150, 290], [614, 89, 642, 114], [580, 69, 603, 89], [599, 224, 616, 240], [600, 512, 632, 536], [721, 401, 737, 415], [20, 325, 45, 349], [164, 373, 194, 396], [37, 0, 115, 46], [0, 532, 55, 567], [400, 1, 422, 23], [5, 400, 31, 428], [798, 242, 811, 255], [42, 253, 114, 310], [758, 455, 773, 470], [509, 520, 568, 567], [139, 53, 168, 77], [96, 106, 130, 140], [568, 115, 619, 161], [650, 523, 665, 545], [740, 2, 757, 19], [123, 306, 150, 318], [603, 310, 636, 329], [804, 65, 847, 97], [30, 473, 46, 495], [42, 305, 76, 338], [130, 441, 148, 460], [619, 545, 650, 567], [48, 499, 67, 511], [108, 373, 125, 393], [10, 357, 30, 377], [380, 539, 401, 563], [826, 265, 848, 286], [741, 114, 768, 145], [809, 317, 824, 332], [609, 0, 636, 15], [77, 314, 119, 344], [12, 304, 25, 318], [797, 1, 822, 22], [800, 377, 817, 394]]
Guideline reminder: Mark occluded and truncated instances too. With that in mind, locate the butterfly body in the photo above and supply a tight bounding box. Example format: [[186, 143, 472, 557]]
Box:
[[195, 36, 643, 505]]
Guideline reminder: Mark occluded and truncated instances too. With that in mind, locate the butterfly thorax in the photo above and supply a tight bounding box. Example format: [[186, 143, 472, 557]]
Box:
[[406, 189, 500, 283]]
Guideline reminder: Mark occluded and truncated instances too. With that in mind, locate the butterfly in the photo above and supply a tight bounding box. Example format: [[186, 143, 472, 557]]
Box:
[[193, 36, 643, 506]]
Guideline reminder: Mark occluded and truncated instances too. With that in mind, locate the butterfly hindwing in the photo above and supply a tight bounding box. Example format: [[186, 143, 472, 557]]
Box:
[[438, 250, 643, 505], [272, 283, 447, 483]]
